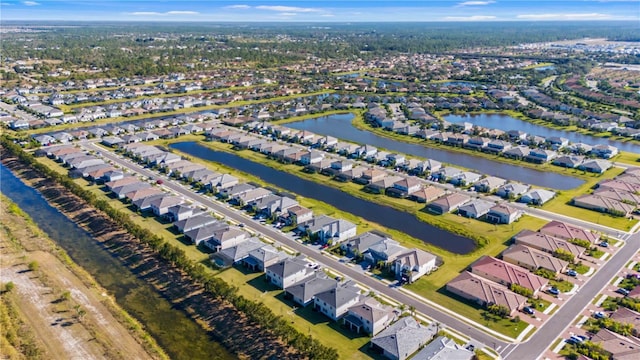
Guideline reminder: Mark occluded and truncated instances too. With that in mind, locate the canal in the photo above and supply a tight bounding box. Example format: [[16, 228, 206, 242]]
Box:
[[170, 141, 477, 255], [0, 164, 236, 360], [445, 113, 640, 154], [286, 113, 583, 190]]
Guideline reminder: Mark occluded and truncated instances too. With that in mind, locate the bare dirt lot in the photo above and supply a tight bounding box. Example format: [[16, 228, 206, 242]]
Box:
[[0, 197, 154, 360]]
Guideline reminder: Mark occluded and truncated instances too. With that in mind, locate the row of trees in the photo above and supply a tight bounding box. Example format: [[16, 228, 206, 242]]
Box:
[[1, 137, 339, 360]]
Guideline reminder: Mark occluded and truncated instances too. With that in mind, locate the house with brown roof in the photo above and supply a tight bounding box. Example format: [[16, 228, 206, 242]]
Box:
[[610, 307, 640, 337], [357, 168, 387, 185], [446, 272, 527, 316], [426, 193, 471, 215], [513, 229, 586, 259], [590, 329, 640, 360], [539, 220, 600, 244], [502, 244, 568, 275], [409, 185, 446, 203], [594, 187, 640, 205], [344, 297, 397, 336], [598, 179, 640, 194], [573, 194, 635, 216], [470, 256, 548, 294]]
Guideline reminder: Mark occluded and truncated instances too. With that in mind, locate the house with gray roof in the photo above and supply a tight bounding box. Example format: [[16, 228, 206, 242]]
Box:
[[150, 196, 184, 216], [411, 336, 474, 360], [486, 204, 523, 224], [457, 199, 494, 219], [204, 227, 249, 251], [473, 176, 507, 193], [112, 181, 151, 199], [578, 159, 612, 174], [520, 189, 556, 205], [184, 221, 229, 246], [265, 257, 313, 289], [218, 183, 255, 199], [299, 215, 357, 244], [370, 317, 433, 360], [133, 194, 165, 211], [174, 214, 218, 233], [496, 183, 530, 199], [211, 237, 265, 268], [313, 281, 361, 321], [427, 193, 471, 215], [284, 272, 338, 307], [364, 239, 407, 265], [344, 297, 397, 336], [393, 248, 438, 284], [244, 244, 289, 272], [341, 231, 390, 256]]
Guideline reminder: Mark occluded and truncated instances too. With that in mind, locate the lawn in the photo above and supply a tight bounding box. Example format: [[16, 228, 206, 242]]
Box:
[[614, 151, 640, 166], [217, 266, 377, 360]]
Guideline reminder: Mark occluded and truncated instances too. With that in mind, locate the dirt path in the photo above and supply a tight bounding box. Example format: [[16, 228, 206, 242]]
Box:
[[0, 198, 154, 360]]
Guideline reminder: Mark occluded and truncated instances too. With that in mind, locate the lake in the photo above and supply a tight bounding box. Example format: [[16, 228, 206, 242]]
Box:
[[0, 164, 236, 360], [286, 113, 584, 190], [445, 113, 640, 154], [170, 142, 477, 255]]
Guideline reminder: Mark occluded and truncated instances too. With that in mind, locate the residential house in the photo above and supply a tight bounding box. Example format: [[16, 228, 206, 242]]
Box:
[[211, 237, 265, 268], [278, 205, 313, 226], [427, 193, 471, 215], [496, 183, 530, 199], [411, 336, 474, 360], [457, 199, 494, 219], [591, 144, 619, 159], [589, 329, 640, 360], [245, 245, 289, 272], [205, 228, 249, 251], [573, 194, 635, 216], [502, 244, 568, 275], [358, 168, 388, 185], [313, 282, 362, 321], [593, 187, 640, 205], [299, 215, 357, 244], [578, 159, 612, 174], [148, 194, 184, 216], [598, 179, 640, 194], [450, 171, 482, 187], [485, 140, 512, 154], [265, 257, 313, 289], [539, 220, 600, 244], [370, 317, 433, 360], [513, 229, 586, 259], [231, 187, 272, 206], [367, 176, 405, 194], [432, 167, 462, 182], [393, 248, 438, 284], [473, 176, 507, 193], [132, 194, 165, 212], [344, 297, 397, 336], [364, 239, 407, 266], [184, 222, 229, 246], [174, 214, 218, 233], [446, 271, 527, 316], [284, 273, 338, 307], [470, 256, 548, 294], [409, 186, 446, 203], [553, 155, 584, 169], [610, 307, 640, 337], [166, 204, 197, 222], [519, 189, 556, 205], [391, 177, 423, 197], [341, 231, 391, 257], [486, 204, 523, 224], [504, 146, 531, 160]]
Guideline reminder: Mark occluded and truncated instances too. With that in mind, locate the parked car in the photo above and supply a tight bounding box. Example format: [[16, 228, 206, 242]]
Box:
[[522, 306, 535, 315], [616, 288, 630, 296], [566, 269, 578, 277], [599, 241, 609, 248], [593, 311, 606, 319], [548, 287, 560, 295]]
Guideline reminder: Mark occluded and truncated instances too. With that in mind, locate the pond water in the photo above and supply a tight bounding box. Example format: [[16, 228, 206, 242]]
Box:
[[445, 113, 640, 154], [0, 164, 236, 360], [286, 113, 584, 190], [170, 142, 477, 255]]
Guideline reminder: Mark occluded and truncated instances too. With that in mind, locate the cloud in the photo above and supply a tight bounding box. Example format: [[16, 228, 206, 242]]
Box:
[[457, 1, 494, 6], [166, 11, 199, 15], [22, 0, 39, 5], [516, 13, 613, 20], [129, 11, 200, 16], [224, 5, 251, 9], [255, 5, 321, 13], [278, 13, 297, 16], [444, 15, 497, 21]]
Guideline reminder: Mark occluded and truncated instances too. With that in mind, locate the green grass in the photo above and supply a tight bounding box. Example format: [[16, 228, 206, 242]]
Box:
[[614, 151, 640, 166], [527, 297, 552, 312], [569, 262, 591, 275], [549, 279, 574, 293]]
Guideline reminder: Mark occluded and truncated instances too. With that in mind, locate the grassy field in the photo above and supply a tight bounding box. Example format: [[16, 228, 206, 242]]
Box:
[[33, 156, 378, 360], [614, 151, 640, 166]]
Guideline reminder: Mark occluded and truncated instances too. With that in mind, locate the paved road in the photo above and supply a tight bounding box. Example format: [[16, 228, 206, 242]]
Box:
[[503, 233, 640, 360], [87, 141, 640, 360], [83, 142, 513, 353]]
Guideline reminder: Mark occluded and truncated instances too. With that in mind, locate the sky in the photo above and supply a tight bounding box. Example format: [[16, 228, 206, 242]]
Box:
[[1, 0, 639, 22]]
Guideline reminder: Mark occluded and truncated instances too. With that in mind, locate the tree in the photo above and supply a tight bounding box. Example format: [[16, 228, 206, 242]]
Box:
[[28, 261, 39, 272], [3, 281, 15, 293]]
